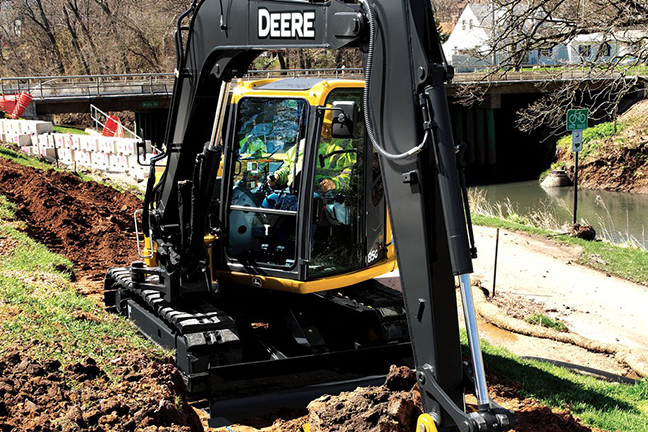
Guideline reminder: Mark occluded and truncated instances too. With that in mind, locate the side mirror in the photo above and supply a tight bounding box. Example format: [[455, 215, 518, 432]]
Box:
[[331, 101, 357, 139]]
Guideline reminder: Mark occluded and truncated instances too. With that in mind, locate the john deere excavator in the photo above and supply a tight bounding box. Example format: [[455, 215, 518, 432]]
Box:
[[104, 0, 516, 430]]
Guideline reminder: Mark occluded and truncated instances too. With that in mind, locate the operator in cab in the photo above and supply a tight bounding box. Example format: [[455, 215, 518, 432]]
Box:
[[263, 113, 356, 225]]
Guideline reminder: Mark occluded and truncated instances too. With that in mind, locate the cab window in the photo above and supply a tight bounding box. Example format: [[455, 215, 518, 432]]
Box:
[[228, 97, 308, 268]]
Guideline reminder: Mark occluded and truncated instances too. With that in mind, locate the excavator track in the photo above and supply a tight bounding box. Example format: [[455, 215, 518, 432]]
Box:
[[104, 267, 243, 396], [104, 268, 412, 403]]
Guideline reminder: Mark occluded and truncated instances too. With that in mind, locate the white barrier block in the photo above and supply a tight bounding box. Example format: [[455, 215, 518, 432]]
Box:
[[53, 134, 66, 149], [91, 152, 109, 169], [98, 137, 117, 154], [108, 153, 128, 171], [20, 121, 54, 135], [84, 137, 100, 153], [4, 121, 19, 134], [20, 146, 31, 155], [40, 147, 56, 159], [7, 134, 31, 146], [58, 148, 74, 164], [116, 138, 139, 156], [75, 150, 91, 166]]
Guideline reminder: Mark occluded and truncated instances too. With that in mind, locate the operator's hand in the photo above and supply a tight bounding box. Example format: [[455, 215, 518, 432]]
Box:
[[320, 179, 336, 193], [267, 175, 276, 188]]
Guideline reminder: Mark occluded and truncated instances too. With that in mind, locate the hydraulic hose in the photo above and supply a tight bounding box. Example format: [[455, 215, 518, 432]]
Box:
[[359, 0, 426, 161]]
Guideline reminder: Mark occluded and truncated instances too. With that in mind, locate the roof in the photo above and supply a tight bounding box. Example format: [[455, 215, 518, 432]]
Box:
[[255, 78, 326, 91]]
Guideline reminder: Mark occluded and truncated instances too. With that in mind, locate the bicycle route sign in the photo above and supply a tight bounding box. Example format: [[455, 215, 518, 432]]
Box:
[[566, 109, 588, 131]]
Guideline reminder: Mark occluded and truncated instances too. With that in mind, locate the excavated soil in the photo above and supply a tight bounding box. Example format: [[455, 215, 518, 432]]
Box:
[[0, 157, 141, 283], [218, 366, 601, 432], [0, 156, 607, 431], [0, 348, 202, 432]]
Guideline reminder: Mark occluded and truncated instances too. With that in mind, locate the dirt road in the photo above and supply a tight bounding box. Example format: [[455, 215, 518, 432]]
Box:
[[471, 225, 648, 380]]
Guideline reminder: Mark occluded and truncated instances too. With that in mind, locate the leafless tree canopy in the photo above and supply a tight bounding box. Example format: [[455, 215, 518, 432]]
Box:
[[0, 0, 192, 76], [451, 0, 648, 133], [1, 0, 647, 133]]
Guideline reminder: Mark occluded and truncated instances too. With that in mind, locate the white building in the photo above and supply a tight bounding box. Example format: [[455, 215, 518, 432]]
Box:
[[443, 3, 647, 69]]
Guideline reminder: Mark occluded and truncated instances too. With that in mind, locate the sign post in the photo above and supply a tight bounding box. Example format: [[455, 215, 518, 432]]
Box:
[[566, 109, 588, 225]]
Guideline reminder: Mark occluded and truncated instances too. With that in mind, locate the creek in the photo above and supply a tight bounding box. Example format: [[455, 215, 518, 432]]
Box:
[[476, 180, 648, 249]]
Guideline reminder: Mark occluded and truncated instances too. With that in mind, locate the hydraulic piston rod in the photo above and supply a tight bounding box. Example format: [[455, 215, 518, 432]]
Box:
[[458, 273, 490, 410]]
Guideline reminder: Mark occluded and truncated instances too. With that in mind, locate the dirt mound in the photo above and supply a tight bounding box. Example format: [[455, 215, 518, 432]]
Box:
[[0, 350, 202, 432], [307, 366, 421, 432], [0, 157, 141, 280], [220, 366, 597, 432]]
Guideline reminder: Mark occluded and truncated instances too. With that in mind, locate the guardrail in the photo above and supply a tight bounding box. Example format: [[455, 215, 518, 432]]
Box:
[[0, 73, 175, 100], [1, 66, 646, 101]]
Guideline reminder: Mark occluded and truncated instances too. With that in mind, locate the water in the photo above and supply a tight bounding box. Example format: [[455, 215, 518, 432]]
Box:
[[477, 181, 648, 249]]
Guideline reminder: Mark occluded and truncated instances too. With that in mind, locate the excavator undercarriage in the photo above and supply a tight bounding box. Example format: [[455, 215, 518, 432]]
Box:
[[105, 267, 412, 400]]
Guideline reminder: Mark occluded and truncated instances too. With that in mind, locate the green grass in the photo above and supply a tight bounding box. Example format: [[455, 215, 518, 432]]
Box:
[[53, 125, 89, 135], [0, 189, 159, 376], [472, 213, 648, 285], [468, 334, 648, 432], [0, 146, 54, 170], [556, 120, 627, 161], [525, 313, 569, 332]]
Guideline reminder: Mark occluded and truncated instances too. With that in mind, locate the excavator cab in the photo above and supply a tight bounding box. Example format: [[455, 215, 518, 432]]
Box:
[[219, 78, 395, 292]]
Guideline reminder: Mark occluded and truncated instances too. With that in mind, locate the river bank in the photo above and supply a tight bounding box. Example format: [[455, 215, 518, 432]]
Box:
[[548, 99, 648, 193], [470, 224, 648, 381]]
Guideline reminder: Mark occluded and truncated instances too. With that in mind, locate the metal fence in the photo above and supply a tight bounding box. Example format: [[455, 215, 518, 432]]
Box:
[[0, 73, 175, 100]]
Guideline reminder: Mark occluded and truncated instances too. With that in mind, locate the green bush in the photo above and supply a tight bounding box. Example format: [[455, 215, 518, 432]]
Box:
[[526, 313, 569, 332]]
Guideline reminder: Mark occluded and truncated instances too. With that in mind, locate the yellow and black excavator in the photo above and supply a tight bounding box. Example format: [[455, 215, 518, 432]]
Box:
[[104, 0, 516, 431]]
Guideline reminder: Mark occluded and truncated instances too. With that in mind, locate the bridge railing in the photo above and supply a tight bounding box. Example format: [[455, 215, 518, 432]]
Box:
[[0, 73, 175, 100], [2, 65, 646, 101]]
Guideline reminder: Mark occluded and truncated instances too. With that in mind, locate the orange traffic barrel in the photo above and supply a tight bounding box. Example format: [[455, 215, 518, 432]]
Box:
[[11, 92, 33, 119]]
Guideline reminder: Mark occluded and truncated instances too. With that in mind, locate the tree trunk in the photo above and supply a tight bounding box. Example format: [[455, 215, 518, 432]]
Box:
[[63, 6, 91, 75], [24, 0, 66, 74]]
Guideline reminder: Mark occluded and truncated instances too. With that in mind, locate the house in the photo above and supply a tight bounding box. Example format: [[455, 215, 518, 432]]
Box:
[[443, 3, 647, 70], [442, 3, 501, 71], [564, 30, 645, 64]]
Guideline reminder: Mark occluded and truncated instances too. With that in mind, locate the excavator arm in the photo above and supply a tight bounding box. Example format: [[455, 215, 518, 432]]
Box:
[[139, 0, 515, 430]]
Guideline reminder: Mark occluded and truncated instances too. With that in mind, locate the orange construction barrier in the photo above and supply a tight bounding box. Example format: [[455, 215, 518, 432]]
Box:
[[102, 115, 123, 137], [0, 94, 18, 116], [10, 92, 33, 119]]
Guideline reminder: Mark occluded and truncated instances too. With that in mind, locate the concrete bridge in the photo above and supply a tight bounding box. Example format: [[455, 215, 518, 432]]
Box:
[[1, 69, 645, 182], [2, 68, 636, 113]]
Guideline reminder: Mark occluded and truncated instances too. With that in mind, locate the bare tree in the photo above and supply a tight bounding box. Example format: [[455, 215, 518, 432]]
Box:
[[450, 0, 648, 135]]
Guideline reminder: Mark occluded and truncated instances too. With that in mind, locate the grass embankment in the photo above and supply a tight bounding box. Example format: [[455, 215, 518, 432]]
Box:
[[540, 120, 624, 182], [52, 125, 89, 135], [472, 213, 648, 285], [0, 180, 161, 377], [474, 334, 648, 432]]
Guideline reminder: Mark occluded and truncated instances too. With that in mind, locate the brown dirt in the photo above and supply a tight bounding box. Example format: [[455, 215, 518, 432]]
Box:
[[0, 348, 202, 432], [0, 157, 141, 284], [217, 366, 602, 432]]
